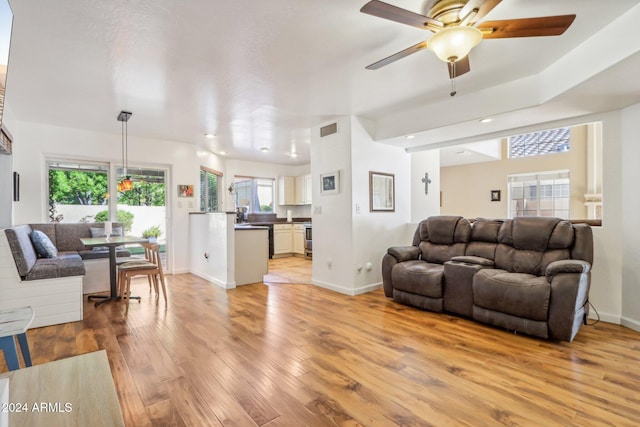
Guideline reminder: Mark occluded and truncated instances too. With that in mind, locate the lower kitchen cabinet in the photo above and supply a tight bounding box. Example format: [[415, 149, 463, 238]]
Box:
[[273, 224, 293, 255]]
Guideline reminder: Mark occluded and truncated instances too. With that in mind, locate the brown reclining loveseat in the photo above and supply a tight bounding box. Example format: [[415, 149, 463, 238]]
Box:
[[382, 216, 593, 341]]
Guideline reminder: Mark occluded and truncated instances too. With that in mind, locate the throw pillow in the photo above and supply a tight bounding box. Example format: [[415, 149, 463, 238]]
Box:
[[31, 230, 59, 258]]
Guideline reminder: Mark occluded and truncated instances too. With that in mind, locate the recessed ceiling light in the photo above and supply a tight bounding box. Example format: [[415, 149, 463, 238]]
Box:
[[204, 133, 216, 139], [479, 118, 493, 124], [219, 151, 227, 155], [260, 147, 270, 152], [405, 135, 415, 139], [290, 152, 298, 158]]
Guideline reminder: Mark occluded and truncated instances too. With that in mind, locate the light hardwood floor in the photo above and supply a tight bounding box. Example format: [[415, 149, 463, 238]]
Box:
[[264, 257, 312, 284], [4, 274, 640, 426]]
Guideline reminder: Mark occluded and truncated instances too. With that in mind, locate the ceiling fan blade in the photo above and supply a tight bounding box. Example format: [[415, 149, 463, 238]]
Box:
[[478, 15, 576, 39], [365, 41, 428, 70], [360, 0, 443, 31], [447, 56, 471, 79], [459, 0, 502, 25]]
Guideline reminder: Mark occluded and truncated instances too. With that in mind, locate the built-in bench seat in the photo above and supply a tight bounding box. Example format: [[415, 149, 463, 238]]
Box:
[[0, 222, 131, 328]]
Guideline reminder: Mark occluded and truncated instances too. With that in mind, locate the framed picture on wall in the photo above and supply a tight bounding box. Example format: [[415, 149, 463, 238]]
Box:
[[370, 171, 395, 212], [178, 184, 194, 197], [491, 190, 501, 202], [320, 171, 340, 195]]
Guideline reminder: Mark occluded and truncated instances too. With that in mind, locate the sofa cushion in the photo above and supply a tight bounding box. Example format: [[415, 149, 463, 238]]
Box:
[[24, 252, 86, 281], [391, 261, 444, 298], [54, 223, 93, 251], [31, 230, 59, 258], [4, 225, 37, 277], [473, 269, 550, 321]]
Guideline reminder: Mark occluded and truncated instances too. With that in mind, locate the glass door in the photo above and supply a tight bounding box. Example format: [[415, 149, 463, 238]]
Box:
[[115, 166, 169, 271]]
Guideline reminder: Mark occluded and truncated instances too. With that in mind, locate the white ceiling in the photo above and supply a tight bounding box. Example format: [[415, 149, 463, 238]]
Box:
[[5, 0, 640, 165]]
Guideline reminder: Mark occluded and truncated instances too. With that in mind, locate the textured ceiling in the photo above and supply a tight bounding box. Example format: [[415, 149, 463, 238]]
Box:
[[5, 0, 640, 164]]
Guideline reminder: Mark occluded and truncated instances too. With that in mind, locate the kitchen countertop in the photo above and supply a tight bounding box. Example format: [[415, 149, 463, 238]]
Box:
[[234, 225, 270, 230], [238, 221, 311, 226]]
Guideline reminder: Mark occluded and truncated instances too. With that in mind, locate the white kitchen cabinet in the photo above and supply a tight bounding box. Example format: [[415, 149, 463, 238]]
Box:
[[273, 224, 293, 255], [293, 224, 305, 254], [295, 175, 305, 205], [304, 174, 312, 204], [278, 176, 296, 205], [280, 175, 311, 206]]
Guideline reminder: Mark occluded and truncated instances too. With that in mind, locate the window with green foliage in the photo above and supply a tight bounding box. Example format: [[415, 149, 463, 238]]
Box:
[[200, 167, 222, 212], [116, 167, 166, 207], [47, 160, 110, 222], [233, 176, 274, 213], [48, 161, 109, 205]]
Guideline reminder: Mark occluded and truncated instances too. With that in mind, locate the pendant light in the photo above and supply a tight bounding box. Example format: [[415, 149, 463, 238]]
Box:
[[117, 111, 133, 192]]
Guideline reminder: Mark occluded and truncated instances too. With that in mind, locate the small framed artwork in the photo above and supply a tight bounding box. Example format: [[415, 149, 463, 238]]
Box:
[[320, 171, 340, 195], [178, 184, 194, 197], [370, 171, 395, 212], [491, 190, 501, 202]]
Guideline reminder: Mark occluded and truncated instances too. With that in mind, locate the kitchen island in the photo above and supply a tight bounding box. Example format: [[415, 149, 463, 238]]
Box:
[[189, 213, 269, 288]]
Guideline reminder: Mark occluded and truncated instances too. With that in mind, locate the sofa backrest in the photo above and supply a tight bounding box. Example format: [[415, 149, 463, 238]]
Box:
[[30, 222, 125, 252], [4, 224, 37, 277], [494, 217, 589, 275], [465, 218, 503, 260], [413, 216, 471, 264]]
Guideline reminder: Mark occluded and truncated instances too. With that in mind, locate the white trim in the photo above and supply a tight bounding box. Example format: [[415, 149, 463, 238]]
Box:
[[312, 279, 382, 296], [621, 316, 640, 333]]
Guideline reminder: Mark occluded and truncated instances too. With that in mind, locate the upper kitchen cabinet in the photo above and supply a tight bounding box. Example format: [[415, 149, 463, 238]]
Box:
[[279, 174, 312, 206]]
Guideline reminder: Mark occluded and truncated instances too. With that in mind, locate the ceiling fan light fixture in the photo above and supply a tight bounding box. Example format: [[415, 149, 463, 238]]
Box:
[[428, 26, 482, 63]]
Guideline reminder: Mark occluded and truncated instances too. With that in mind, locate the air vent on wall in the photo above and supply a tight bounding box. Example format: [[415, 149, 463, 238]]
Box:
[[320, 122, 338, 138]]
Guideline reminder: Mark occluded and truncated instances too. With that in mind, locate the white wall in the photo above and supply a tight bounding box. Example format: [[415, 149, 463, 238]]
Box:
[[310, 117, 354, 293], [351, 116, 410, 292], [10, 120, 224, 274], [410, 150, 441, 223], [0, 152, 11, 227], [620, 103, 640, 330], [310, 116, 410, 295]]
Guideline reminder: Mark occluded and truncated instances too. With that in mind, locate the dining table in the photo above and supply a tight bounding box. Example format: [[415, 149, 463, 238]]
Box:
[[80, 235, 148, 306]]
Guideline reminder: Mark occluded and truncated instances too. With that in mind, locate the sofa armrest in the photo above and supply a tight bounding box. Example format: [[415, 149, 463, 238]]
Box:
[[545, 260, 591, 281], [450, 255, 495, 267], [387, 246, 420, 262]]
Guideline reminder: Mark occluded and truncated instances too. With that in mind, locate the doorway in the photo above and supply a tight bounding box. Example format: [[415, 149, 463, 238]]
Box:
[[264, 257, 312, 284], [115, 166, 170, 272]]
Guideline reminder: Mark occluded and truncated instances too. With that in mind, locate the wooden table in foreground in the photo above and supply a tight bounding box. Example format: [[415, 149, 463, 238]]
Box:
[[0, 350, 124, 427], [80, 236, 147, 306]]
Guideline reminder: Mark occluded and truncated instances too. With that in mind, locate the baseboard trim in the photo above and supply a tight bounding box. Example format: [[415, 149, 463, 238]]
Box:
[[311, 280, 382, 296], [621, 316, 640, 333], [191, 272, 236, 289], [588, 311, 620, 324]]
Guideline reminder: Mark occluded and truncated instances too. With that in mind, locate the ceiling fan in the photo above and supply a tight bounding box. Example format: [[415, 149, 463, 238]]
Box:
[[361, 0, 575, 94]]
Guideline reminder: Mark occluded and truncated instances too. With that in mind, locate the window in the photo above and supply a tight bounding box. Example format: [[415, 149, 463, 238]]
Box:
[[47, 160, 109, 222], [233, 176, 274, 213], [509, 127, 571, 158], [508, 171, 570, 218], [200, 167, 222, 212]]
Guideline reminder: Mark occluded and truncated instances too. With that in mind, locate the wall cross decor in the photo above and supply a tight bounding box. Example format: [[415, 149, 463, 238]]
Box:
[[421, 172, 432, 195]]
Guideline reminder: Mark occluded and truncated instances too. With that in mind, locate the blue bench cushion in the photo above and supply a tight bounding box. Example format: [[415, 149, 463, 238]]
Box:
[[4, 225, 37, 277], [24, 251, 86, 281]]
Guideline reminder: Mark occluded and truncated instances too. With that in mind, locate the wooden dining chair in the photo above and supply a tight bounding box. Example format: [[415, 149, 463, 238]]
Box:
[[117, 243, 167, 312]]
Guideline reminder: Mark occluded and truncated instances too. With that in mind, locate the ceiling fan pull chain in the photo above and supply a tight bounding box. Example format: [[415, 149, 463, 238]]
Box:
[[450, 61, 457, 97]]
